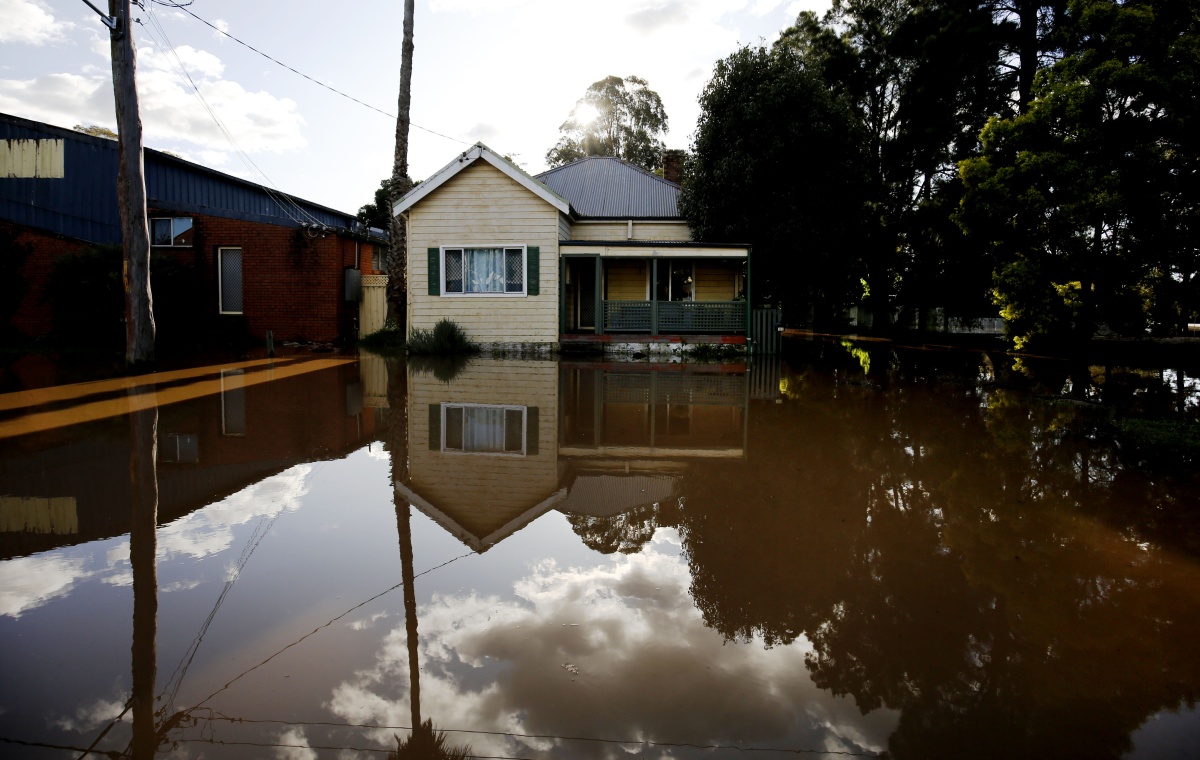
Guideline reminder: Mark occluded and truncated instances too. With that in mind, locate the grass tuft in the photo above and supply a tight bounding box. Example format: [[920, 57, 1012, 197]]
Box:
[[406, 319, 478, 356]]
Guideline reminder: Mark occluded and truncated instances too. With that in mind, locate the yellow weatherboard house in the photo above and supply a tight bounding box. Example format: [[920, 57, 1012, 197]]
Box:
[[393, 143, 750, 354]]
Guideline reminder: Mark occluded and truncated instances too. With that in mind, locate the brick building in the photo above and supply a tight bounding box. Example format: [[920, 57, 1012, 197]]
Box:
[[0, 112, 387, 345]]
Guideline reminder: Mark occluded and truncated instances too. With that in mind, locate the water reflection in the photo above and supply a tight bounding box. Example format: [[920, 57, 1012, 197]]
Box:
[[1, 346, 1199, 758]]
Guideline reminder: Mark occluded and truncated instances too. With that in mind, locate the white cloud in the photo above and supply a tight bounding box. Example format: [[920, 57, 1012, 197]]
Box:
[[0, 72, 114, 132], [785, 0, 832, 18], [274, 727, 318, 760], [328, 532, 897, 756], [0, 0, 72, 45], [428, 0, 532, 12], [157, 464, 313, 561], [51, 696, 127, 733], [0, 36, 305, 155], [0, 554, 91, 618], [141, 43, 225, 79], [752, 0, 786, 14]]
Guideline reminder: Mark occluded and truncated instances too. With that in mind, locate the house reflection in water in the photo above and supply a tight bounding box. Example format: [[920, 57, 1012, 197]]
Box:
[[397, 360, 751, 554], [0, 357, 385, 559]]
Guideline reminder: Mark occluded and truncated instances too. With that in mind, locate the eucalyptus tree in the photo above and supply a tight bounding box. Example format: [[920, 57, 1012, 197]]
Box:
[[545, 75, 668, 171]]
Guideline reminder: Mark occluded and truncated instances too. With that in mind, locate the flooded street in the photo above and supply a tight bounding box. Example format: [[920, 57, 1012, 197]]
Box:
[[2, 341, 1200, 759]]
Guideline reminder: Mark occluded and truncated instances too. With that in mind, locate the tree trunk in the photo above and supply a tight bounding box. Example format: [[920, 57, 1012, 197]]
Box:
[[110, 0, 155, 365], [386, 0, 416, 334]]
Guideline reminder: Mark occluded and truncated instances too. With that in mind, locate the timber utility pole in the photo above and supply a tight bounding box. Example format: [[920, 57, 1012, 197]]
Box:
[[91, 0, 155, 364]]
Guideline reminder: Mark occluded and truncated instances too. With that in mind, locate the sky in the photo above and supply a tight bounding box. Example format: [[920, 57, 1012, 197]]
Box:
[[0, 0, 833, 216]]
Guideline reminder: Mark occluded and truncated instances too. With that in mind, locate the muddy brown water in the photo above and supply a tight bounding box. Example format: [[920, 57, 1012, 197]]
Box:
[[1, 340, 1199, 759]]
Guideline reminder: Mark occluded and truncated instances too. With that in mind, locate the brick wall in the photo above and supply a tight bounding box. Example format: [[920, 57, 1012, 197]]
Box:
[[2, 221, 90, 338], [180, 210, 353, 343], [5, 212, 368, 344]]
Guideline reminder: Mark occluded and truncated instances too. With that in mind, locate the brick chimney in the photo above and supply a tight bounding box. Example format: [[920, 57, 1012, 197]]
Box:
[[662, 149, 685, 185]]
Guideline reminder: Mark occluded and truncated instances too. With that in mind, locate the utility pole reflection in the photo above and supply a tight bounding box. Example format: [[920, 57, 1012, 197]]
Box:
[[128, 387, 158, 759]]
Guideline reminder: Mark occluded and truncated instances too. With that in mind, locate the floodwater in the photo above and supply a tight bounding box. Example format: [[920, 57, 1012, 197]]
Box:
[[2, 340, 1200, 759]]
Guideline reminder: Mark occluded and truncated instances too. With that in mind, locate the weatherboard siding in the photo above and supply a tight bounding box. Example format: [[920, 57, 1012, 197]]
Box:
[[606, 260, 648, 300], [408, 360, 559, 542], [570, 220, 692, 242], [407, 161, 559, 344], [695, 263, 738, 301]]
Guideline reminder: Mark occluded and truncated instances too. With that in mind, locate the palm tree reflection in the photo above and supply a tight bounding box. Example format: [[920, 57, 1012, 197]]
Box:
[[388, 356, 471, 759]]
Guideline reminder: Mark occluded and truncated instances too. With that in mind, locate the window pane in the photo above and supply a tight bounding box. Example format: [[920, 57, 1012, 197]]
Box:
[[463, 407, 506, 452], [465, 248, 504, 293], [444, 250, 463, 293], [173, 217, 193, 246], [444, 406, 464, 450], [505, 248, 524, 293], [504, 408, 524, 452], [151, 219, 172, 246], [219, 248, 243, 313]]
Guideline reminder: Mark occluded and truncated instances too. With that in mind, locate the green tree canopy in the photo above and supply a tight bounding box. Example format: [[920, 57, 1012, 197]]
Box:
[[958, 0, 1200, 346], [72, 124, 117, 140], [545, 75, 668, 171], [679, 45, 869, 322]]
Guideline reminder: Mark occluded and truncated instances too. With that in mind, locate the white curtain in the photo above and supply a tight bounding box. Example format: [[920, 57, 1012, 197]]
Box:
[[463, 407, 507, 451], [466, 248, 504, 292]]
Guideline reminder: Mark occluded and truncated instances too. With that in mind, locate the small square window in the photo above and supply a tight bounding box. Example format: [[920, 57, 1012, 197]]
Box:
[[151, 217, 193, 247]]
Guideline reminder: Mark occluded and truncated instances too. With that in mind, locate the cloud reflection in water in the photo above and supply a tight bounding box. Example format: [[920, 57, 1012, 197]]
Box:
[[329, 528, 896, 758]]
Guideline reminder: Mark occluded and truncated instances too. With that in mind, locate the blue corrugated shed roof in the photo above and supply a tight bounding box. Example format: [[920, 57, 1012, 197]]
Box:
[[0, 112, 381, 245], [535, 156, 680, 219]]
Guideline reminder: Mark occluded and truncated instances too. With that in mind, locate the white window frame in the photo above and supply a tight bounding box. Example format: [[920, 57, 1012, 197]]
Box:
[[440, 245, 527, 297], [441, 403, 527, 457], [150, 217, 194, 247], [217, 246, 243, 315]]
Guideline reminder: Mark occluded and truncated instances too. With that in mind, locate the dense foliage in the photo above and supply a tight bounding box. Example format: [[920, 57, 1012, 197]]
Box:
[[679, 46, 868, 324], [682, 0, 1199, 346], [545, 75, 669, 171]]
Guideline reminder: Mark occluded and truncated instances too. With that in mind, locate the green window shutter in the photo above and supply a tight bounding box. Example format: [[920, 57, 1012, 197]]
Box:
[[427, 248, 440, 295], [526, 246, 539, 296], [526, 407, 538, 455], [428, 403, 441, 450]]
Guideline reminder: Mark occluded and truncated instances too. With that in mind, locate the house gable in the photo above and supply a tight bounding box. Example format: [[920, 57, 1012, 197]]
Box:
[[394, 143, 569, 217]]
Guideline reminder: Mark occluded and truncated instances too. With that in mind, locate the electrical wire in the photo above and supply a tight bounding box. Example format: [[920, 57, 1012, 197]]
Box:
[[163, 2, 469, 147], [135, 3, 327, 228], [187, 549, 476, 711], [192, 714, 886, 757]]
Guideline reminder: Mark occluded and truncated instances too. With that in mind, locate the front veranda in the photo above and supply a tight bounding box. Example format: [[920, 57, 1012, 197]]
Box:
[[561, 246, 749, 339]]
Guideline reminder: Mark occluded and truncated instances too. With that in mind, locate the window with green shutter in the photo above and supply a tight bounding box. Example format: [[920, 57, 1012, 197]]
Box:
[[527, 246, 539, 296], [431, 245, 534, 297], [427, 248, 440, 295]]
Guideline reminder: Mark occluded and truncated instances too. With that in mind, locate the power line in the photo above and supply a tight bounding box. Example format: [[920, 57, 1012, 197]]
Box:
[[188, 550, 475, 711], [166, 3, 470, 147], [135, 5, 326, 228], [194, 713, 885, 758]]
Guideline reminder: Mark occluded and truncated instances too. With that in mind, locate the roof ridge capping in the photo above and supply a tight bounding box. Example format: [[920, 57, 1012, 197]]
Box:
[[392, 142, 570, 217]]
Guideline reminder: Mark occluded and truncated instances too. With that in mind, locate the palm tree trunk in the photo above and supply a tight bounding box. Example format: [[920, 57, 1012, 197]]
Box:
[[386, 0, 416, 333]]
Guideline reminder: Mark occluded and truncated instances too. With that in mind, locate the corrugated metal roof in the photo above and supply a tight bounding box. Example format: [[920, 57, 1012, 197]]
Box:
[[536, 156, 680, 219], [0, 113, 380, 244]]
